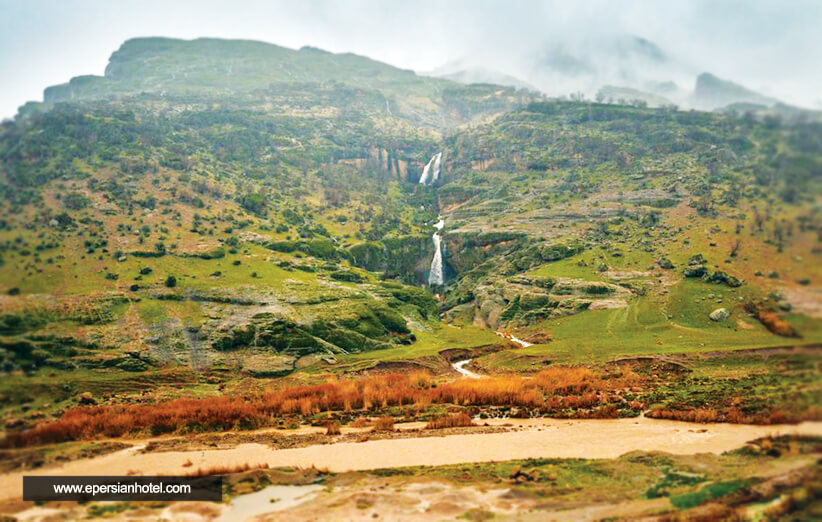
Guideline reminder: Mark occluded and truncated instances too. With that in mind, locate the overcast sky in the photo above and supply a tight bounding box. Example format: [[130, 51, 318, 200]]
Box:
[[2, 0, 821, 119]]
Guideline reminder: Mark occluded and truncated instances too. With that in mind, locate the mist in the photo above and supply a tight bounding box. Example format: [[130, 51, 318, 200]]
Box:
[[2, 0, 821, 119]]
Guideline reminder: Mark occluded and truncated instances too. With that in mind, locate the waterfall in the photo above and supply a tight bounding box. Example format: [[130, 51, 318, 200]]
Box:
[[419, 161, 431, 185], [429, 218, 445, 286], [419, 152, 442, 186], [431, 152, 442, 183]]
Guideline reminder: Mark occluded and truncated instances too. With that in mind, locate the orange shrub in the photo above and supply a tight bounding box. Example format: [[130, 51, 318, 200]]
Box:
[[2, 367, 646, 448], [425, 413, 474, 429], [350, 417, 371, 428], [756, 311, 797, 337], [373, 416, 395, 432], [185, 462, 268, 477]]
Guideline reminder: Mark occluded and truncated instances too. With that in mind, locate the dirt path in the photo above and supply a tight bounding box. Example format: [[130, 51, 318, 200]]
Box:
[[2, 417, 820, 502]]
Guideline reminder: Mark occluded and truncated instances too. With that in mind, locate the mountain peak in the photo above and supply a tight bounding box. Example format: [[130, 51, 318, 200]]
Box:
[[694, 72, 778, 110]]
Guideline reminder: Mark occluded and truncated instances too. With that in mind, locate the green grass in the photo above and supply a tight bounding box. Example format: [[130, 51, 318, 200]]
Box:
[[365, 439, 819, 510], [529, 254, 605, 281], [669, 480, 750, 510], [515, 280, 820, 364], [335, 323, 501, 367]]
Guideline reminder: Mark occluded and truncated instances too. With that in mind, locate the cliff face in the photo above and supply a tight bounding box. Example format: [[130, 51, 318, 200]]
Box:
[[35, 37, 539, 132]]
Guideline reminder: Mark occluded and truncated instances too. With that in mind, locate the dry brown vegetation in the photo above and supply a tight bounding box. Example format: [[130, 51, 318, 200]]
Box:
[[185, 462, 269, 477], [372, 416, 395, 432], [647, 404, 822, 425], [350, 417, 371, 428], [1, 368, 644, 448], [755, 311, 798, 337], [425, 413, 474, 429]]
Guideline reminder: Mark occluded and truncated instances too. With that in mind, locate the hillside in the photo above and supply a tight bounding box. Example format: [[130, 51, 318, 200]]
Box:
[[0, 37, 820, 455]]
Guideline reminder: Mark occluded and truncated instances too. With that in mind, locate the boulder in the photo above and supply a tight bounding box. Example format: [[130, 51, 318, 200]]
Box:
[[4, 417, 24, 429], [683, 254, 707, 278], [658, 257, 675, 269], [709, 308, 729, 321], [703, 271, 744, 288], [684, 265, 707, 278], [78, 392, 97, 405]]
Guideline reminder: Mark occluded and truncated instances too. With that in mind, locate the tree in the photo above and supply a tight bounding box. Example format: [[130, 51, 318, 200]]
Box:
[[63, 192, 90, 210]]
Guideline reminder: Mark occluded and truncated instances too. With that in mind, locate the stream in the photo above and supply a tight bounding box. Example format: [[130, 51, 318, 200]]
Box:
[[496, 331, 533, 347], [452, 359, 481, 378], [452, 331, 535, 378]]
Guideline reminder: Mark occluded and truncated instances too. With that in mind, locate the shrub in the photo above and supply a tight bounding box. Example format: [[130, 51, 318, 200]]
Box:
[[350, 417, 371, 428], [63, 192, 91, 210], [425, 413, 474, 429], [325, 421, 341, 435], [373, 416, 395, 432], [1, 368, 647, 448], [186, 462, 269, 477], [756, 311, 797, 337], [330, 270, 363, 283]]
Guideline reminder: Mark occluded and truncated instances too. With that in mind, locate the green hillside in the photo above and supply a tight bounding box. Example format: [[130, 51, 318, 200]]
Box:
[[0, 38, 820, 431]]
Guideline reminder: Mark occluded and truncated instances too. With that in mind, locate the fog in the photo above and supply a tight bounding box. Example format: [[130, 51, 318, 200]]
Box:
[[2, 0, 821, 119]]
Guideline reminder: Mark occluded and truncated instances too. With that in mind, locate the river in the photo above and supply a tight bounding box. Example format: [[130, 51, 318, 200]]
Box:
[[3, 418, 820, 502]]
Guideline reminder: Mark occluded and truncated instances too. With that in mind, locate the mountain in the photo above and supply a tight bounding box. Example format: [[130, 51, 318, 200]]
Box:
[[431, 36, 810, 112], [595, 85, 674, 108], [693, 72, 779, 110], [526, 35, 695, 101], [427, 64, 538, 92], [0, 37, 820, 454], [0, 37, 545, 377], [426, 57, 538, 92], [29, 37, 538, 131]]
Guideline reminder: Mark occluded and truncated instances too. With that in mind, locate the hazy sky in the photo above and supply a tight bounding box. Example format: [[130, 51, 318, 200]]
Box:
[[2, 0, 821, 119]]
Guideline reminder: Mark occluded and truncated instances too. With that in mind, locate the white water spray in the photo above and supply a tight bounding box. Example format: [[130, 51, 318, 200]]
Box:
[[428, 217, 445, 286], [431, 152, 442, 184], [419, 152, 442, 186]]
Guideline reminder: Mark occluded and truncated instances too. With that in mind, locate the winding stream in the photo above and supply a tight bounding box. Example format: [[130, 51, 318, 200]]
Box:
[[496, 331, 533, 347], [452, 359, 481, 378]]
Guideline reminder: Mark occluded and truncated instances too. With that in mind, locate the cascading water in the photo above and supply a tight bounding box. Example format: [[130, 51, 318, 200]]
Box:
[[428, 218, 445, 286], [419, 152, 442, 186], [430, 152, 442, 184]]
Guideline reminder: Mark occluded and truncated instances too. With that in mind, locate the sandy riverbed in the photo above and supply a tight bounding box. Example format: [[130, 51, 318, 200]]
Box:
[[2, 417, 820, 502]]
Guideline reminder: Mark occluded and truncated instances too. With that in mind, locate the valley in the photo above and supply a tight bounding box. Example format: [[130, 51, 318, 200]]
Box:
[[0, 36, 820, 520]]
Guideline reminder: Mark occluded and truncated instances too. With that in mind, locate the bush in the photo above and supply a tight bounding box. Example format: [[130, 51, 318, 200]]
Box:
[[330, 270, 363, 283], [164, 275, 177, 288], [372, 306, 409, 334], [373, 416, 395, 432], [425, 413, 474, 429], [63, 192, 90, 210], [755, 311, 797, 337], [193, 247, 225, 260], [325, 421, 341, 435], [0, 368, 645, 447]]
